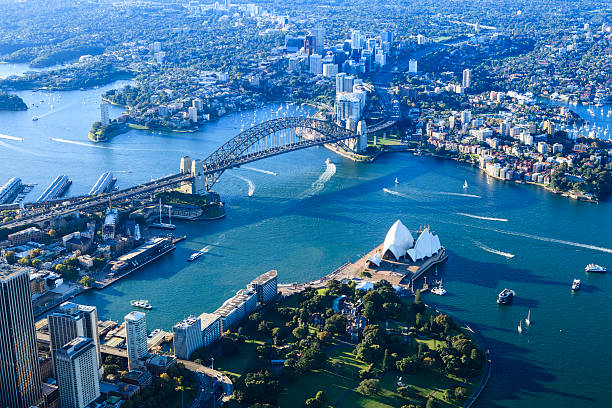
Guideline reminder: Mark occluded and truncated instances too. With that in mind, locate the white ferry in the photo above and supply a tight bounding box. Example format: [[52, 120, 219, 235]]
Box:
[[188, 247, 208, 262], [585, 264, 606, 273], [497, 288, 515, 304], [130, 300, 152, 310]]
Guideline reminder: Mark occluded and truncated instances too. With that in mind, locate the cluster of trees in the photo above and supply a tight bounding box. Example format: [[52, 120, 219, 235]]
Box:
[[123, 364, 197, 408], [0, 92, 27, 111], [550, 153, 612, 197]]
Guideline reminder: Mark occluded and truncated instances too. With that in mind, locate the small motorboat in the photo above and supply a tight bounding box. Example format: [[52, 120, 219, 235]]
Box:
[[572, 279, 581, 291], [497, 288, 515, 304]]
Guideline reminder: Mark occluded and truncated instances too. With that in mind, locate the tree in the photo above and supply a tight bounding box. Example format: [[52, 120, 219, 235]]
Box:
[[356, 379, 380, 396], [18, 257, 30, 266], [79, 275, 95, 287], [292, 325, 309, 340], [4, 250, 16, 264], [32, 259, 42, 269], [382, 349, 389, 372], [323, 314, 346, 336], [426, 397, 436, 408]]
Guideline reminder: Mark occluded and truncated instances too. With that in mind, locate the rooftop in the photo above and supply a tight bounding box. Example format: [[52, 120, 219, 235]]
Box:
[[250, 269, 277, 285], [0, 264, 28, 281]]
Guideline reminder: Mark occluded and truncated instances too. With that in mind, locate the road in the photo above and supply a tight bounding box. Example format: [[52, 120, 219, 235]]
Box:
[[180, 360, 234, 405]]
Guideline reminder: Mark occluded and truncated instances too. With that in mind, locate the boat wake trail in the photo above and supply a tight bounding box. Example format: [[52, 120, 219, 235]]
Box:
[[458, 212, 508, 222], [36, 103, 74, 119], [0, 133, 23, 142], [474, 241, 515, 258], [0, 140, 42, 156], [382, 188, 411, 199], [234, 175, 255, 197], [51, 138, 114, 149], [243, 166, 278, 176], [435, 191, 482, 198], [498, 230, 612, 254], [301, 160, 336, 197]]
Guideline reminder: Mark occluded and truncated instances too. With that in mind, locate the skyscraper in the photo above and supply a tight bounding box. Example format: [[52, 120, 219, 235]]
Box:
[[350, 30, 361, 50], [125, 311, 147, 371], [311, 25, 325, 55], [100, 102, 110, 126], [0, 265, 43, 408], [462, 68, 472, 89], [48, 302, 101, 373], [55, 337, 100, 408]]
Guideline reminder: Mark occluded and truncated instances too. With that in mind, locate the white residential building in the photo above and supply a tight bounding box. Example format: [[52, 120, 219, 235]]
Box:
[[125, 311, 147, 371], [55, 337, 100, 408]]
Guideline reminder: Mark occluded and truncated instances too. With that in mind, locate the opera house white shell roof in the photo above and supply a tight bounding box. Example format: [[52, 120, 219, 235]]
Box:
[[382, 219, 415, 260], [407, 227, 442, 262]]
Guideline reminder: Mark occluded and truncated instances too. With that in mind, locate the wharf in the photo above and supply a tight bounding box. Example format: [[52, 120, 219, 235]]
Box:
[[95, 237, 176, 289]]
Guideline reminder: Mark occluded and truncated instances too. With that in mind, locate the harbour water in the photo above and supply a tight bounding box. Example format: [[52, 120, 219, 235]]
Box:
[[0, 70, 611, 407]]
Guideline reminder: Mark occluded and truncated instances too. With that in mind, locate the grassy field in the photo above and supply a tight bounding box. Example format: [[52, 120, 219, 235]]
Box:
[[214, 339, 262, 379], [276, 344, 367, 407], [339, 368, 477, 408]]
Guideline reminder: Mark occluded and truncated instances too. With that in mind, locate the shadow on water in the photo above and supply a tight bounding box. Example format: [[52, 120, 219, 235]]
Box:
[[472, 325, 600, 408], [445, 250, 565, 291]]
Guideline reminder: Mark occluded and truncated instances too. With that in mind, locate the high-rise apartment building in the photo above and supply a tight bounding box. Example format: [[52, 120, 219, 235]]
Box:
[[462, 68, 472, 89], [173, 316, 203, 359], [125, 311, 147, 371], [408, 59, 418, 73], [0, 265, 43, 408], [100, 102, 110, 126], [48, 302, 101, 372], [55, 337, 100, 408]]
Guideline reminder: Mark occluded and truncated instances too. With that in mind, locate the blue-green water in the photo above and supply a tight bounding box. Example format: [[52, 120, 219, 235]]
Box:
[[1, 76, 611, 407]]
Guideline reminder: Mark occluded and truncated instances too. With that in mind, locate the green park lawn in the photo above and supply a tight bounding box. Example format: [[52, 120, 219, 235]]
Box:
[[276, 344, 367, 407], [214, 339, 262, 379]]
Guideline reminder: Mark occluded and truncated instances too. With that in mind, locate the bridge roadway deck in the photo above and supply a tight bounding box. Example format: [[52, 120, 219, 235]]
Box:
[[2, 173, 193, 230]]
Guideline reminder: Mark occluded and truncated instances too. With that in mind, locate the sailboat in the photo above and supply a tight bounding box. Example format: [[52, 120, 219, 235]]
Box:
[[518, 320, 523, 334], [395, 177, 399, 184], [463, 180, 468, 189], [525, 310, 531, 327]]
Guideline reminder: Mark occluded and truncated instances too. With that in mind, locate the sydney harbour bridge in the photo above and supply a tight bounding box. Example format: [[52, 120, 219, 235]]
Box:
[[1, 117, 367, 230]]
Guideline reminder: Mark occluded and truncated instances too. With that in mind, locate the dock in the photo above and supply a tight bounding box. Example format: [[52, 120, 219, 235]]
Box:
[[95, 237, 176, 289]]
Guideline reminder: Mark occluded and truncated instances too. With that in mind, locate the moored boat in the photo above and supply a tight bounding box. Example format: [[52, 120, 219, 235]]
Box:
[[497, 288, 515, 304], [572, 279, 581, 290]]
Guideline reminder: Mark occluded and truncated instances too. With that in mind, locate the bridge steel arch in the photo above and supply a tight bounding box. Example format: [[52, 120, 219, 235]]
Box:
[[201, 117, 357, 190]]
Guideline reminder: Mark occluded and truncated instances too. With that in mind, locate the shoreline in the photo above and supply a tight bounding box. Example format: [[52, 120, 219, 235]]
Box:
[[372, 145, 603, 203]]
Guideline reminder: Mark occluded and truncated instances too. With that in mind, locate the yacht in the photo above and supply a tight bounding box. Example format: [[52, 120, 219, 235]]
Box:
[[585, 264, 606, 273], [130, 300, 152, 310], [525, 310, 531, 327], [395, 177, 399, 184], [497, 288, 515, 304], [463, 180, 468, 189], [517, 320, 523, 334], [572, 279, 581, 291], [430, 281, 447, 296]]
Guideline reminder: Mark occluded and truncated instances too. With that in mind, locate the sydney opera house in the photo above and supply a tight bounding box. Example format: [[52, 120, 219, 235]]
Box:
[[368, 220, 446, 279]]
